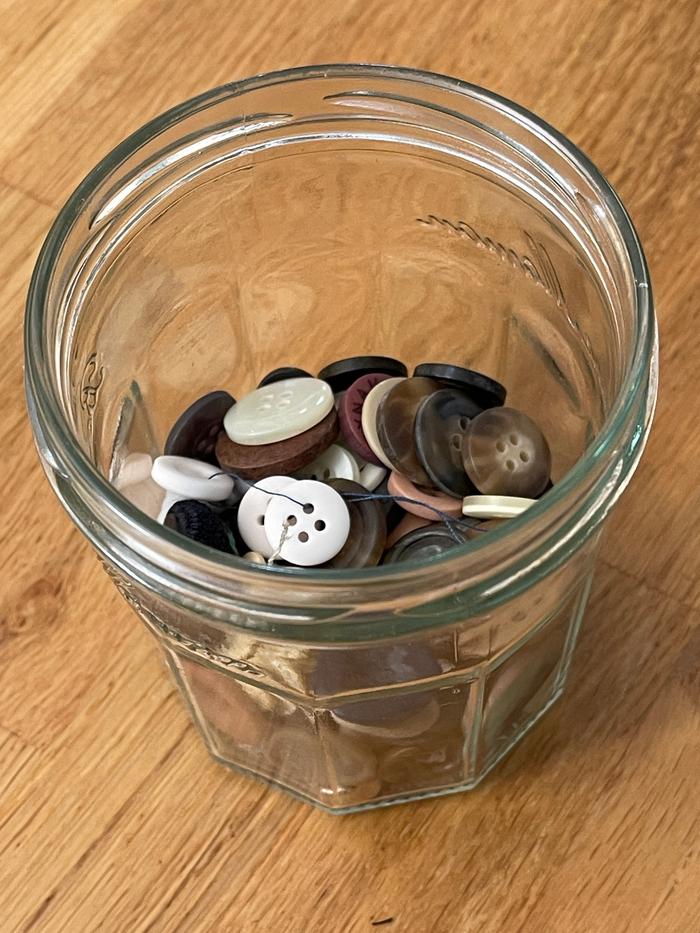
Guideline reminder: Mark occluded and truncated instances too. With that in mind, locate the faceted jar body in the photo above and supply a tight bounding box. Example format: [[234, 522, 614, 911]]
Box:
[[25, 66, 657, 812]]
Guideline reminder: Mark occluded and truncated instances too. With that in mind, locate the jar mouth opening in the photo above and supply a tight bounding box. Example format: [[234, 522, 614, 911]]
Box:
[[25, 63, 655, 602]]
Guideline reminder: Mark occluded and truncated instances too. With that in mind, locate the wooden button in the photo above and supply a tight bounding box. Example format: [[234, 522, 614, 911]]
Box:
[[338, 372, 392, 466], [164, 391, 235, 464], [223, 377, 333, 445], [215, 407, 339, 481], [318, 355, 408, 393], [413, 362, 506, 409], [375, 377, 440, 485], [387, 471, 462, 520], [414, 388, 482, 497], [324, 478, 387, 568], [462, 407, 551, 497]]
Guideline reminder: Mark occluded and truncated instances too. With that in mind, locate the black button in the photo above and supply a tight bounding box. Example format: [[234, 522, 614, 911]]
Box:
[[318, 356, 408, 393], [164, 391, 235, 464], [413, 363, 506, 409], [257, 366, 312, 387]]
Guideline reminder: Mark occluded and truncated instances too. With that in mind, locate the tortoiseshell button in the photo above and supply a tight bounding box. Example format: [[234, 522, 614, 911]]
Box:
[[414, 388, 481, 497], [324, 478, 387, 568], [375, 377, 440, 486]]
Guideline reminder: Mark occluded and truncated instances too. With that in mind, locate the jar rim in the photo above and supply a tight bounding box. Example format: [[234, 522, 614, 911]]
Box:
[[24, 63, 656, 616]]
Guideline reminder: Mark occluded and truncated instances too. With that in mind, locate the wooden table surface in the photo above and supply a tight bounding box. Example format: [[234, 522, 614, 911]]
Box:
[[2, 2, 699, 931]]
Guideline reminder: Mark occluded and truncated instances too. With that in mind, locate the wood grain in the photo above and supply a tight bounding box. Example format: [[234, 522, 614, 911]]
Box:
[[1, 1, 699, 930]]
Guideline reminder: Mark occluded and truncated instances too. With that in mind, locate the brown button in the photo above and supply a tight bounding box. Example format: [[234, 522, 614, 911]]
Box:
[[461, 407, 551, 497], [215, 407, 339, 481], [324, 478, 387, 568], [414, 388, 481, 497], [375, 377, 440, 485]]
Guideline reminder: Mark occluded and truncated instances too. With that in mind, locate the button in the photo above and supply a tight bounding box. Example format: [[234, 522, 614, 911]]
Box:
[[215, 408, 339, 481], [386, 512, 435, 548], [324, 479, 387, 568], [310, 644, 442, 739], [223, 377, 334, 446], [237, 476, 298, 557], [413, 362, 506, 409], [464, 518, 507, 539], [461, 407, 551, 497], [318, 355, 408, 393], [296, 444, 360, 483], [461, 495, 536, 519], [338, 372, 392, 466], [376, 377, 441, 485], [243, 551, 267, 564], [382, 525, 469, 564], [264, 479, 350, 566], [164, 391, 235, 464], [151, 455, 234, 501], [387, 471, 462, 520], [164, 500, 233, 553], [360, 377, 406, 469], [113, 452, 153, 490], [257, 366, 312, 387], [355, 458, 386, 491], [414, 388, 482, 497]]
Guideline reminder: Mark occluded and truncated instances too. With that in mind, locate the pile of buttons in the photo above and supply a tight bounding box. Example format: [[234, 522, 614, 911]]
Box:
[[119, 356, 553, 568]]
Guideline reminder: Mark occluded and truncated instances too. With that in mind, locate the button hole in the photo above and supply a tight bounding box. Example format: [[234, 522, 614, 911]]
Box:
[[323, 468, 331, 479], [459, 417, 469, 431], [509, 434, 518, 444], [314, 520, 326, 531], [298, 531, 309, 543], [519, 451, 529, 462], [496, 440, 506, 452], [506, 460, 515, 471], [451, 435, 462, 450], [257, 515, 265, 525], [303, 503, 314, 514], [287, 515, 297, 525]]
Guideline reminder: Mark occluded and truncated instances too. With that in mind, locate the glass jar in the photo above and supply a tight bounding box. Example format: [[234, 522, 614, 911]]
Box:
[[25, 65, 657, 812]]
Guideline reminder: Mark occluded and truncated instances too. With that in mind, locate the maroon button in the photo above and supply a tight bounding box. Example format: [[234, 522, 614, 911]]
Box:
[[338, 373, 391, 466]]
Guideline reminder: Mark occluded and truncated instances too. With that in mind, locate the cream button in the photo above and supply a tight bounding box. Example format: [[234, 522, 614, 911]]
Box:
[[264, 479, 350, 566], [296, 444, 360, 483], [223, 378, 334, 446], [237, 476, 298, 557], [360, 376, 405, 469], [151, 455, 234, 501], [461, 494, 536, 519]]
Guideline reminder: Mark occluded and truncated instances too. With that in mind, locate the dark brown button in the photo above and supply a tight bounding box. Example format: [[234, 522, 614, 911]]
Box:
[[164, 391, 234, 464], [215, 408, 339, 481], [461, 407, 551, 497], [323, 479, 387, 568], [257, 366, 312, 387], [414, 388, 482, 497], [413, 363, 506, 409], [375, 377, 440, 486], [318, 356, 408, 393], [309, 643, 442, 739], [382, 525, 469, 564]]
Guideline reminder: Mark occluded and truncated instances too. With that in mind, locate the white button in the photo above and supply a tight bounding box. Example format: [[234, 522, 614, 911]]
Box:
[[296, 444, 360, 483], [223, 378, 334, 446], [355, 458, 386, 491], [151, 455, 234, 501], [237, 476, 298, 558], [157, 490, 185, 524], [461, 495, 536, 519], [360, 377, 405, 469], [264, 479, 350, 566], [114, 452, 153, 490]]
